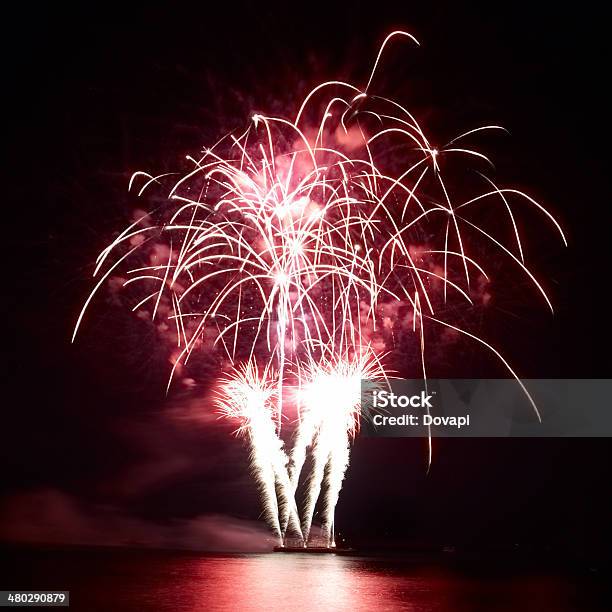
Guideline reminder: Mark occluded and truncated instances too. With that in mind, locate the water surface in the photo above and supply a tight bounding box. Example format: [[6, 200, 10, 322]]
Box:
[[2, 549, 606, 611]]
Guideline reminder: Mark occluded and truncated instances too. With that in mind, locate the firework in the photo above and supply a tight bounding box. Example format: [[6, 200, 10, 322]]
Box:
[[215, 361, 302, 544], [294, 347, 387, 545], [74, 30, 565, 544]]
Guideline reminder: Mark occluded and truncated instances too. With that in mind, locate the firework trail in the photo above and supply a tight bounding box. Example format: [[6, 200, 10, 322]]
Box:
[[73, 30, 565, 542], [296, 348, 387, 544], [215, 361, 302, 543]]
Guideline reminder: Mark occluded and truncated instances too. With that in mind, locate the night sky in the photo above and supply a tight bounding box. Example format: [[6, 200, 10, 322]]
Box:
[[2, 1, 611, 559]]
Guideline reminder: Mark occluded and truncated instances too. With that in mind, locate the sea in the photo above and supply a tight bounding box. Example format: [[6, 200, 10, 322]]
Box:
[[1, 547, 608, 611]]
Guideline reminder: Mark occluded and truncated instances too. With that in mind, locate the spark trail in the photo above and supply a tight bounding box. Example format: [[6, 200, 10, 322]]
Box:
[[296, 348, 387, 544], [215, 361, 302, 543]]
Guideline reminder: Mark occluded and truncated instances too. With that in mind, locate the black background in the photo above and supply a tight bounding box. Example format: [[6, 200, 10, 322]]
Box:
[[2, 1, 611, 560]]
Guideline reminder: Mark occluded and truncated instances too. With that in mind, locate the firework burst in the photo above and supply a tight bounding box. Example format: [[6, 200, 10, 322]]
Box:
[[74, 31, 565, 545]]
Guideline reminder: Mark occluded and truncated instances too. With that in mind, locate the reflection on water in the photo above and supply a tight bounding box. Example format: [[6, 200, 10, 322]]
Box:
[[175, 554, 424, 611], [3, 550, 605, 611]]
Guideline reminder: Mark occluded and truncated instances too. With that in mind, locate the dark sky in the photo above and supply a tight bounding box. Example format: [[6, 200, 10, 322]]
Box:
[[2, 1, 611, 556]]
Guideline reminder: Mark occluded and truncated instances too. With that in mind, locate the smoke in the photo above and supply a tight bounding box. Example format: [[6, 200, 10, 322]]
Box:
[[0, 489, 272, 552]]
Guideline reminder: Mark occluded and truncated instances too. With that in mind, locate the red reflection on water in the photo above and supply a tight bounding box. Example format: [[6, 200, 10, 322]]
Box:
[[184, 554, 416, 611], [143, 554, 589, 612]]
